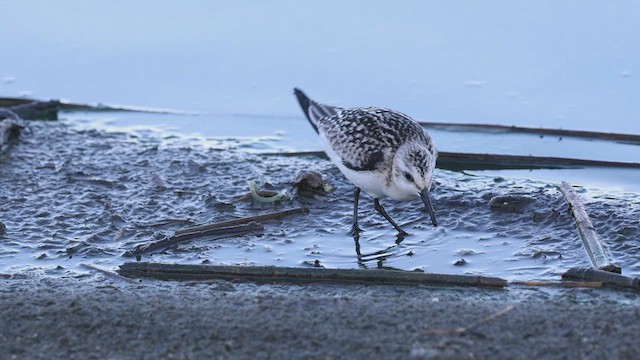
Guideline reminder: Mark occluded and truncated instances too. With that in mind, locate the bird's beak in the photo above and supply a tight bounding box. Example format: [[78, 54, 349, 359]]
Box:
[[420, 188, 437, 227]]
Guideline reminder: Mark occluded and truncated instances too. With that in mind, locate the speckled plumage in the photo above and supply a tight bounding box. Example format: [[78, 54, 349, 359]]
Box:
[[318, 108, 435, 172], [293, 88, 438, 234]]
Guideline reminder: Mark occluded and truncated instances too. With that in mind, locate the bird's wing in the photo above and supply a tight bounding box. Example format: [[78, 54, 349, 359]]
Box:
[[318, 108, 428, 171], [293, 88, 342, 134]]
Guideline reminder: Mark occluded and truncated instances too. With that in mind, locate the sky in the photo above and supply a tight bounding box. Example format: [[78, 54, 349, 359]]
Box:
[[0, 1, 638, 133]]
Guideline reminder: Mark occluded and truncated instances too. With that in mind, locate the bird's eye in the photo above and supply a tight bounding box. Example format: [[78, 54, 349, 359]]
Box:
[[404, 172, 414, 182]]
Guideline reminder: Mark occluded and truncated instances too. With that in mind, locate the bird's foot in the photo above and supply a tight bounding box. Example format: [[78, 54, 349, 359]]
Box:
[[395, 231, 408, 244], [350, 224, 363, 237], [396, 228, 410, 237]]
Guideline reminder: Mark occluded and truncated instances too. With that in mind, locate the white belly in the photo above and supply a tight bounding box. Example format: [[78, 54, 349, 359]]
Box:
[[319, 134, 388, 198]]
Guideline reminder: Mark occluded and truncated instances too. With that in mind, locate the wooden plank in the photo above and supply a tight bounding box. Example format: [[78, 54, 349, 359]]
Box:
[[118, 262, 508, 288], [557, 182, 621, 273]]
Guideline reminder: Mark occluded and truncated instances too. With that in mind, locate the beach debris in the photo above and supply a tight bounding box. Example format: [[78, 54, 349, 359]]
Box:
[[418, 121, 640, 143], [263, 150, 640, 171], [510, 280, 603, 288], [292, 170, 332, 194], [557, 182, 621, 273], [124, 222, 263, 257], [489, 194, 535, 213], [125, 207, 309, 257], [80, 263, 138, 283], [118, 262, 508, 287], [421, 306, 514, 335], [562, 267, 639, 290], [113, 228, 126, 242], [173, 207, 308, 236], [247, 181, 290, 203], [0, 100, 59, 120]]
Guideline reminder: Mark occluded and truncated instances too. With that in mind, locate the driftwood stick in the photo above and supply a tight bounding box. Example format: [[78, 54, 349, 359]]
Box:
[[123, 222, 263, 257], [418, 121, 640, 143], [118, 262, 508, 288], [260, 151, 640, 170], [437, 152, 640, 170], [174, 207, 309, 236], [557, 182, 621, 273], [562, 268, 640, 290]]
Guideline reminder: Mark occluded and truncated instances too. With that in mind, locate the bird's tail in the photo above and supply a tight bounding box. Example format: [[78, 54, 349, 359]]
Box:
[[293, 88, 339, 134]]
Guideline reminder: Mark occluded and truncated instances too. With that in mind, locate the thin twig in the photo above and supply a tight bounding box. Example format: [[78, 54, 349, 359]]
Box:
[[174, 207, 308, 236], [80, 263, 138, 283], [123, 222, 263, 257], [510, 281, 603, 288], [114, 228, 125, 242], [421, 306, 514, 335]]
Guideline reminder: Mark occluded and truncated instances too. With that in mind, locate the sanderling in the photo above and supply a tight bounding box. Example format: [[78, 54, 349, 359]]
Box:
[[293, 88, 438, 236]]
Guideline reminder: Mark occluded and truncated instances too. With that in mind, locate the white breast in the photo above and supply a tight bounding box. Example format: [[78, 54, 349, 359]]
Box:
[[319, 133, 388, 199]]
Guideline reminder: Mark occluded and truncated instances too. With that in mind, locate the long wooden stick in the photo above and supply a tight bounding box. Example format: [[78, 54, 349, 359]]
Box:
[[261, 151, 640, 170], [118, 262, 508, 287], [562, 268, 640, 290], [123, 222, 263, 257], [557, 182, 621, 273], [418, 121, 640, 143], [174, 207, 309, 236]]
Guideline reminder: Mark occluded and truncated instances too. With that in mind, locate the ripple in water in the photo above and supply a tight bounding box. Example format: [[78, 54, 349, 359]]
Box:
[[1, 120, 639, 281]]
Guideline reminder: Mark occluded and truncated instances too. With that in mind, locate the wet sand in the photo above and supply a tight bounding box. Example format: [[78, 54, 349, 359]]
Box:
[[2, 121, 640, 280], [2, 275, 639, 359]]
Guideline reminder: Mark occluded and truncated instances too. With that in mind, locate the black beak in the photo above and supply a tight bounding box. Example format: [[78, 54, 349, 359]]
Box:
[[420, 188, 437, 227]]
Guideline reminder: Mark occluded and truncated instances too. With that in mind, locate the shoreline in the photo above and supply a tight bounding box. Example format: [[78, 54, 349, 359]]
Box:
[[2, 274, 639, 359]]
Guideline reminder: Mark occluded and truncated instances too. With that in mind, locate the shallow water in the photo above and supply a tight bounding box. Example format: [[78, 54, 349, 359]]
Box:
[[1, 119, 638, 281]]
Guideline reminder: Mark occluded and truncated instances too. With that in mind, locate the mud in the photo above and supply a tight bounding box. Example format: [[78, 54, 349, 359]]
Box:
[[1, 120, 639, 280]]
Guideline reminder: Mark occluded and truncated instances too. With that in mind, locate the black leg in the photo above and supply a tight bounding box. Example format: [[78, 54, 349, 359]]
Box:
[[350, 187, 362, 236], [374, 199, 408, 236]]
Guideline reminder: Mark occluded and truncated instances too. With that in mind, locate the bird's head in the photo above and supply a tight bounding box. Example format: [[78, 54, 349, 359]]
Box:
[[390, 142, 438, 227]]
